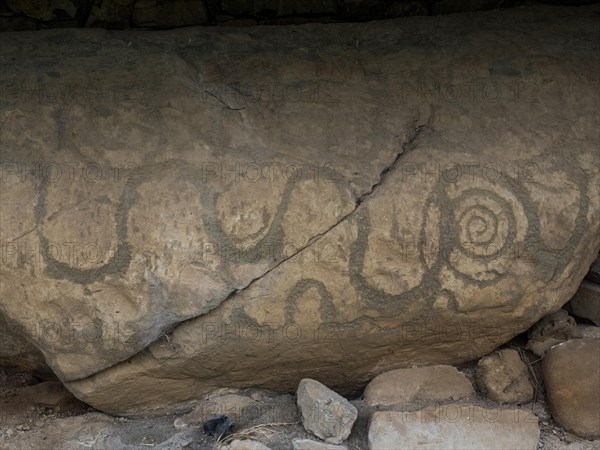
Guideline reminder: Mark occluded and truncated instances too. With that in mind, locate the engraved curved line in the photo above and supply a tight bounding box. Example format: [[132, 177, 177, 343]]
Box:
[[35, 173, 133, 285], [348, 158, 555, 314], [445, 189, 517, 264], [284, 278, 337, 325], [458, 205, 498, 246], [349, 207, 442, 316], [199, 163, 352, 268]]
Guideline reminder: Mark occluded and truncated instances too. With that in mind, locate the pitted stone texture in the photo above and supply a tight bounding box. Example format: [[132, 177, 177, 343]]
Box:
[[364, 365, 474, 409], [1, 4, 599, 414], [297, 379, 357, 444], [526, 310, 577, 357], [368, 407, 540, 450], [542, 339, 600, 439], [476, 349, 533, 404]]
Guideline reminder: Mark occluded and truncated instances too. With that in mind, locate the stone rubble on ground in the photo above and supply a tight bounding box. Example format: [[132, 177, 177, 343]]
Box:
[[363, 365, 475, 409], [542, 338, 600, 439], [476, 348, 534, 404], [292, 438, 349, 449], [297, 379, 357, 444], [174, 393, 258, 428], [368, 406, 540, 450], [526, 309, 577, 357]]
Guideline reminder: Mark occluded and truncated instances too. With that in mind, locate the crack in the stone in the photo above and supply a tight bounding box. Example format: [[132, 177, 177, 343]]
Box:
[[68, 115, 432, 383]]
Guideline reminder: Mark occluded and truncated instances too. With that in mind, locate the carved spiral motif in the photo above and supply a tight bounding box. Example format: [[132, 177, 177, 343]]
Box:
[[454, 191, 511, 259], [424, 176, 529, 284]]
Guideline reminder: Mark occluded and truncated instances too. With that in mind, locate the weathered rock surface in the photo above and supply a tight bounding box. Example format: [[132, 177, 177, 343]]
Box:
[[526, 310, 577, 357], [368, 407, 540, 450], [1, 4, 599, 414], [566, 281, 600, 326], [364, 365, 474, 408], [476, 349, 533, 404], [542, 339, 600, 439], [297, 379, 357, 444]]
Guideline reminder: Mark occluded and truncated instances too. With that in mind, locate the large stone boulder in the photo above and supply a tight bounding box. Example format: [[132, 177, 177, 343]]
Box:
[[542, 339, 600, 439], [1, 3, 599, 414]]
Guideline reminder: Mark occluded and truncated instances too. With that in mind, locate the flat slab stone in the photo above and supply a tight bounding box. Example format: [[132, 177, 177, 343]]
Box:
[[364, 365, 474, 409], [368, 406, 540, 450]]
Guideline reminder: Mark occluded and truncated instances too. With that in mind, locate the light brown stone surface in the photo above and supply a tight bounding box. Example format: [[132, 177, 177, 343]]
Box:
[[0, 4, 599, 414], [297, 379, 357, 444], [364, 365, 474, 408], [476, 349, 533, 404], [542, 339, 600, 439], [368, 407, 540, 450]]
